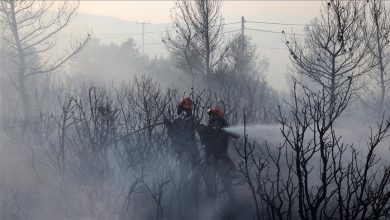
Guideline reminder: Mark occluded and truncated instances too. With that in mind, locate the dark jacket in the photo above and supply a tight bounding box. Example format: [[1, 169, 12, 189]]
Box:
[[197, 118, 232, 155], [165, 116, 197, 155]]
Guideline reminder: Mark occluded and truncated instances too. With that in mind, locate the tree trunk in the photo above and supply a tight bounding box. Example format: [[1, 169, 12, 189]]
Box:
[[18, 74, 30, 119], [330, 56, 337, 115], [9, 0, 30, 119], [376, 20, 386, 116]]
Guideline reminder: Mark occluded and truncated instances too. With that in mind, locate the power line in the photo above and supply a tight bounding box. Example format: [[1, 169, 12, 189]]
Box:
[[57, 19, 308, 38], [245, 19, 374, 28], [56, 27, 239, 39], [222, 29, 241, 34], [245, 27, 304, 36], [246, 20, 307, 27], [89, 22, 240, 37], [144, 29, 241, 46], [54, 18, 311, 40], [100, 28, 240, 37], [68, 29, 241, 40], [222, 21, 241, 26], [55, 27, 300, 40], [55, 21, 242, 38], [98, 30, 170, 36]]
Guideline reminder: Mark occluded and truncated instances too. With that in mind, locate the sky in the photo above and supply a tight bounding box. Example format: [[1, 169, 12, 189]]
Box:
[[76, 1, 324, 90], [78, 1, 322, 24]]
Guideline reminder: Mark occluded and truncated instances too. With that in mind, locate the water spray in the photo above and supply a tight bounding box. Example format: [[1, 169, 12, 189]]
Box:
[[224, 124, 282, 143]]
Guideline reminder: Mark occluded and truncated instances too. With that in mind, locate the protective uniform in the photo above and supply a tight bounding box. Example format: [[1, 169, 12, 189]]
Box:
[[197, 108, 237, 204], [164, 97, 200, 219], [165, 98, 200, 172]]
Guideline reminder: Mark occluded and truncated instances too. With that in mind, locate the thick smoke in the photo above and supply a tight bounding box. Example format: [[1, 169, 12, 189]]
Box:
[[1, 0, 390, 219]]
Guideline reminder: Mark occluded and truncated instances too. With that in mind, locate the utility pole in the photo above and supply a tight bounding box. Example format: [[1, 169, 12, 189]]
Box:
[[241, 16, 245, 37], [136, 21, 150, 55]]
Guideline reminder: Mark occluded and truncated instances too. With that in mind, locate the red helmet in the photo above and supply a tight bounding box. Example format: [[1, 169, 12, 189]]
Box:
[[179, 97, 193, 109], [207, 108, 224, 119]]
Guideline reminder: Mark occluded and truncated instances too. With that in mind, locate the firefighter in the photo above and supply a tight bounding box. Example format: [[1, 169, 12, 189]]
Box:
[[164, 97, 200, 219], [164, 97, 200, 173], [197, 108, 237, 206]]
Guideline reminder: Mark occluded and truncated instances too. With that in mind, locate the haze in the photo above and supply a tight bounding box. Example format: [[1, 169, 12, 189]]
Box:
[[2, 0, 390, 219], [76, 1, 322, 90]]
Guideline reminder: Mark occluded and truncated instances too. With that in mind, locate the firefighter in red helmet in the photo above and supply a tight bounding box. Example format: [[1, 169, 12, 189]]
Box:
[[164, 97, 199, 167], [164, 97, 200, 219], [197, 107, 237, 208]]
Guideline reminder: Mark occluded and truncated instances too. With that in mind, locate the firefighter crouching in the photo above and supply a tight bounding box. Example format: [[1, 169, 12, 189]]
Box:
[[197, 107, 238, 205]]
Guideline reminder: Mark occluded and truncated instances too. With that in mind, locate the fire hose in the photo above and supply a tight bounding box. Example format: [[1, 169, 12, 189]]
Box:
[[109, 121, 165, 145], [109, 120, 240, 146]]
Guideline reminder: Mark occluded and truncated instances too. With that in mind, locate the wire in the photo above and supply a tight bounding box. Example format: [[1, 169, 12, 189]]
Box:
[[57, 26, 240, 39], [144, 29, 241, 46], [245, 27, 304, 36], [75, 21, 240, 37], [56, 19, 310, 38], [222, 29, 241, 34], [245, 28, 282, 34], [144, 30, 172, 34], [222, 21, 241, 26], [91, 29, 241, 40], [54, 18, 311, 40], [92, 30, 173, 37], [246, 20, 307, 27]]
